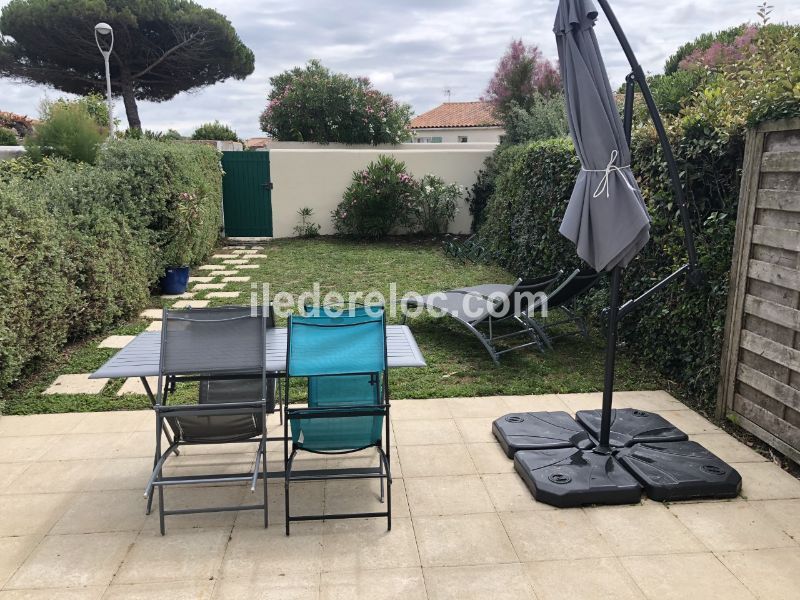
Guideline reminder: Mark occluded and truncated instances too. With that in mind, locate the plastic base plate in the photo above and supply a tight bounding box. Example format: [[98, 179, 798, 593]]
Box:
[[575, 408, 688, 448], [492, 411, 595, 458], [514, 447, 642, 508], [616, 440, 742, 501]]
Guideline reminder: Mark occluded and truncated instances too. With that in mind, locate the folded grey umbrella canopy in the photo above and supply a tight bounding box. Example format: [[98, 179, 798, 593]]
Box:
[[555, 0, 650, 272]]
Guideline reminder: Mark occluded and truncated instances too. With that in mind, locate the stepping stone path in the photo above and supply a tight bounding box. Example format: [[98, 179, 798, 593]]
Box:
[[188, 276, 214, 283], [197, 265, 220, 270], [172, 300, 210, 309], [44, 374, 108, 395], [146, 321, 162, 332], [98, 335, 135, 349], [212, 254, 238, 259], [139, 309, 163, 320], [237, 264, 259, 269], [209, 271, 238, 277], [223, 259, 249, 265], [117, 376, 159, 396], [160, 292, 196, 299], [206, 291, 241, 299], [222, 276, 250, 283], [192, 283, 226, 291]]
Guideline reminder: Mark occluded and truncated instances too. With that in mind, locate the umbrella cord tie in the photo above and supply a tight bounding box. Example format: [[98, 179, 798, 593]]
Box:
[[583, 150, 635, 198]]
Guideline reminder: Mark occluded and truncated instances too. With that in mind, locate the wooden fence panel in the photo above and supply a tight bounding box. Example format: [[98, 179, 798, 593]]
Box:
[[719, 118, 800, 464]]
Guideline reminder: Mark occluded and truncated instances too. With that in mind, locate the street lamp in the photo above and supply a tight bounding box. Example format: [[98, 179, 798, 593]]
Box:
[[94, 22, 114, 137]]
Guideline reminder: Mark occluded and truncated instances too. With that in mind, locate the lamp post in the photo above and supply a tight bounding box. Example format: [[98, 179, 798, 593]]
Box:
[[94, 22, 114, 137]]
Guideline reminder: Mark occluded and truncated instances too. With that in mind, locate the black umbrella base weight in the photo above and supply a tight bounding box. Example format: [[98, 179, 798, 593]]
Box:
[[494, 408, 741, 508], [514, 447, 642, 507]]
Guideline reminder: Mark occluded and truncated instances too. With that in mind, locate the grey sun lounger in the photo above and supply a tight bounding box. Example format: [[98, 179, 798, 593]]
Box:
[[402, 271, 563, 363]]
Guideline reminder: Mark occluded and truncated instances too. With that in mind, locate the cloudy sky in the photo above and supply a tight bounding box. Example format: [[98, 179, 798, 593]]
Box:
[[1, 0, 799, 138]]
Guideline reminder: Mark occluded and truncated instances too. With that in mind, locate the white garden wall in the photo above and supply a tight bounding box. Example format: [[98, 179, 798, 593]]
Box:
[[268, 144, 494, 238]]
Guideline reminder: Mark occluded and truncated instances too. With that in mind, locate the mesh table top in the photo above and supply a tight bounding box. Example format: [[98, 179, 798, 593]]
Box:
[[90, 325, 426, 379]]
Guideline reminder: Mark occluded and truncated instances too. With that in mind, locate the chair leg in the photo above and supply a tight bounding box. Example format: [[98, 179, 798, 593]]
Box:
[[285, 449, 297, 536], [262, 441, 269, 529], [158, 483, 165, 535], [378, 448, 385, 503]]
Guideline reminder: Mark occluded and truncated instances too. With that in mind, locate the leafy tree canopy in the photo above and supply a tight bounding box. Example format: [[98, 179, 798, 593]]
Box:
[[0, 0, 254, 129], [192, 120, 238, 141], [260, 59, 412, 145]]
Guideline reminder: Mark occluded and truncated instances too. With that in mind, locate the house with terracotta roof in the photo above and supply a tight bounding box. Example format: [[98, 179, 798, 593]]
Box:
[[408, 101, 504, 144]]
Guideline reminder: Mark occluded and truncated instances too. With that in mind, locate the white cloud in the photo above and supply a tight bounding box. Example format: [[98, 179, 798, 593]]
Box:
[[1, 0, 798, 138]]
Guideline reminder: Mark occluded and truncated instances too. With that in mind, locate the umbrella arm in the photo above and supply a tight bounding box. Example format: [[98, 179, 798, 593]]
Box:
[[613, 263, 690, 321]]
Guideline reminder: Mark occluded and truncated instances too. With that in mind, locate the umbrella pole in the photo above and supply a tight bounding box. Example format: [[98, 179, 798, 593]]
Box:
[[597, 265, 622, 452]]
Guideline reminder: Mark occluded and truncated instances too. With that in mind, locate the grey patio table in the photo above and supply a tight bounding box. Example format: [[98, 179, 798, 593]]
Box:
[[90, 325, 427, 398]]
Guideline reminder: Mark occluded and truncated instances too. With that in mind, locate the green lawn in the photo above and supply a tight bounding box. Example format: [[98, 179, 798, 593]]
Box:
[[3, 237, 663, 415]]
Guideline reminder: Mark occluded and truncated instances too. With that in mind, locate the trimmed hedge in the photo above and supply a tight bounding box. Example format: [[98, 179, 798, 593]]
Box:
[[0, 140, 223, 407]]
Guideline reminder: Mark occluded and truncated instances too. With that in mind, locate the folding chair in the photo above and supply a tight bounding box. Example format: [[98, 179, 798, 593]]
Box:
[[144, 305, 275, 535], [402, 272, 563, 363], [283, 306, 391, 535]]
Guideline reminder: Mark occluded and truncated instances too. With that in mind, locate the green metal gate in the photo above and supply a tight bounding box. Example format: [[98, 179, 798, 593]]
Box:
[[221, 151, 273, 237]]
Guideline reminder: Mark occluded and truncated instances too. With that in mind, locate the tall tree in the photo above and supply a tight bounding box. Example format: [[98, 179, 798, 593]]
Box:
[[0, 0, 254, 130], [484, 39, 561, 118]]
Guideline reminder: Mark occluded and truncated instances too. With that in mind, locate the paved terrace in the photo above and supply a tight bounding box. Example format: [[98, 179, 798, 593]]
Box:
[[0, 391, 798, 599]]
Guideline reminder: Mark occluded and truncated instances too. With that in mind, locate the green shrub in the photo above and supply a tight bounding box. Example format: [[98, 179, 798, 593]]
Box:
[[466, 154, 498, 232], [664, 25, 746, 74], [43, 93, 111, 128], [502, 94, 569, 144], [332, 155, 417, 238], [0, 127, 18, 145], [0, 155, 57, 184], [413, 174, 461, 235], [293, 207, 321, 238], [24, 102, 105, 163], [646, 69, 709, 116], [191, 121, 238, 141]]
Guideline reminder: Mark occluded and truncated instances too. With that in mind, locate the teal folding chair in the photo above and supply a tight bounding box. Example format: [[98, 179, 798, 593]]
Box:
[[283, 306, 391, 535]]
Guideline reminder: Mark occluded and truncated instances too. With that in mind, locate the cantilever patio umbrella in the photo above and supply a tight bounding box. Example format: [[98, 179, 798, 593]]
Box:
[[494, 0, 741, 507]]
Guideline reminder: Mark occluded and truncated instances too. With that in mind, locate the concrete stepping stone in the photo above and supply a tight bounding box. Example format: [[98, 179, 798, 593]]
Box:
[[192, 283, 226, 290], [206, 291, 241, 299], [98, 335, 135, 349], [222, 276, 250, 283], [225, 245, 246, 249], [197, 265, 221, 270], [237, 264, 259, 270], [117, 376, 159, 396], [44, 374, 108, 395], [248, 254, 267, 259], [188, 276, 214, 283], [172, 300, 210, 309], [146, 320, 162, 332], [212, 254, 238, 259], [139, 309, 163, 320], [209, 270, 238, 277], [222, 259, 249, 265], [160, 292, 196, 300], [232, 249, 257, 255]]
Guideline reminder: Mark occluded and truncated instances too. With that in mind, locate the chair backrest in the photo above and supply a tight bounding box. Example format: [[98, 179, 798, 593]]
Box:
[[546, 269, 601, 309], [160, 305, 271, 377], [514, 271, 563, 313], [287, 309, 386, 378]]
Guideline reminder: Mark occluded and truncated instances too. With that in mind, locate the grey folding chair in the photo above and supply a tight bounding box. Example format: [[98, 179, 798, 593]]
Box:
[[144, 305, 276, 535], [402, 271, 562, 363]]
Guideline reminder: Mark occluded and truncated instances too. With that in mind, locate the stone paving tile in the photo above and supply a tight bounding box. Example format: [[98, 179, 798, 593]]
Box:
[[98, 335, 136, 349], [212, 254, 238, 259], [620, 553, 755, 600], [145, 320, 162, 332], [321, 567, 426, 600], [103, 580, 215, 600], [115, 527, 230, 584], [717, 547, 800, 600], [0, 586, 106, 599], [222, 259, 249, 265], [188, 276, 214, 283], [750, 499, 800, 540], [231, 249, 257, 255], [44, 374, 108, 395], [206, 291, 241, 299], [525, 557, 644, 600], [192, 283, 226, 290], [171, 300, 210, 309], [424, 563, 534, 600], [5, 460, 97, 494], [116, 376, 159, 396], [321, 517, 419, 571], [0, 535, 41, 589], [138, 309, 162, 320], [465, 443, 514, 475], [500, 509, 615, 562], [236, 264, 259, 269], [732, 461, 800, 500], [405, 475, 493, 516], [6, 531, 136, 590], [413, 513, 517, 567], [0, 413, 86, 437], [247, 254, 267, 259], [481, 473, 557, 512], [690, 433, 767, 464], [669, 501, 796, 551], [501, 394, 569, 413], [223, 522, 324, 577], [196, 265, 220, 271], [160, 292, 196, 300], [222, 276, 250, 283], [0, 493, 73, 536], [392, 419, 461, 446], [397, 444, 477, 478], [51, 489, 148, 534], [391, 399, 452, 421], [209, 271, 238, 277], [211, 574, 320, 600], [0, 436, 57, 463]]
